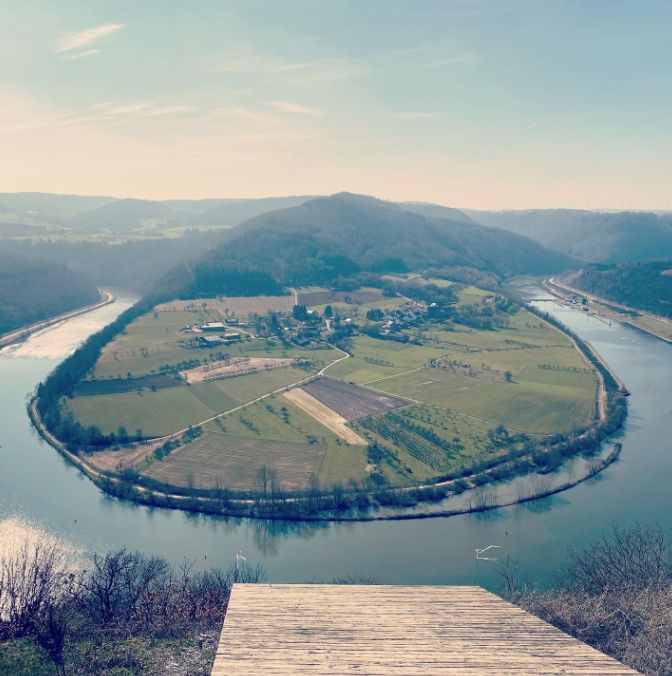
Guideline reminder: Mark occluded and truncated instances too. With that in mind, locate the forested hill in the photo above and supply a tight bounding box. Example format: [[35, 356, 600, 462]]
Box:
[[568, 261, 672, 318], [466, 209, 672, 264], [174, 193, 576, 296], [0, 253, 100, 335]]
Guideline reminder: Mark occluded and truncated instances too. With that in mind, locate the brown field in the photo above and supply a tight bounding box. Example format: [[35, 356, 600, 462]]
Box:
[[85, 442, 159, 471], [301, 377, 408, 420], [156, 295, 293, 316], [144, 430, 325, 491], [298, 289, 384, 306], [283, 388, 367, 445], [180, 357, 297, 384]]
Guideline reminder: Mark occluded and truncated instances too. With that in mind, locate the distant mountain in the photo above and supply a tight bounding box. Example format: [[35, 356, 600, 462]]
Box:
[[402, 202, 477, 224], [69, 198, 183, 233], [67, 195, 315, 233], [0, 192, 116, 219], [567, 261, 672, 318], [0, 252, 100, 335], [176, 193, 576, 296], [465, 209, 672, 264], [189, 196, 314, 227]]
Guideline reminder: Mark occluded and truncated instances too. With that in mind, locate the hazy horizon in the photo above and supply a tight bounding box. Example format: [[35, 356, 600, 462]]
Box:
[[2, 0, 672, 209], [3, 189, 672, 214]]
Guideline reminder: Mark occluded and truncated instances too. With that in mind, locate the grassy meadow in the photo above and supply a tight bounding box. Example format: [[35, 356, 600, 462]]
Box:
[[63, 286, 599, 493]]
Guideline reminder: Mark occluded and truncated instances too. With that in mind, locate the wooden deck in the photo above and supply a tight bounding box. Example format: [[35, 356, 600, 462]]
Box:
[[212, 584, 637, 674]]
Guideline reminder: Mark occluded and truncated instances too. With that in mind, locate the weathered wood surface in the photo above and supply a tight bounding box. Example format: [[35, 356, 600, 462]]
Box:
[[212, 584, 637, 674]]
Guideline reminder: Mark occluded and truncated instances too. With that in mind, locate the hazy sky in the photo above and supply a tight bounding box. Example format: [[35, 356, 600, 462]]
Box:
[[1, 0, 671, 208]]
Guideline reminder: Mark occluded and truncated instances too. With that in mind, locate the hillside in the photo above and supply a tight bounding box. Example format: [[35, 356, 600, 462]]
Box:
[[402, 201, 477, 224], [567, 261, 672, 318], [0, 193, 315, 235], [0, 192, 116, 219], [0, 233, 224, 293], [0, 253, 100, 335], [180, 193, 576, 296], [466, 209, 672, 263], [189, 196, 313, 227], [68, 196, 314, 233]]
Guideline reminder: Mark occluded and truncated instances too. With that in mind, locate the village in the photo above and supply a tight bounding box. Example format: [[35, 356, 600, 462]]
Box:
[[178, 298, 442, 351]]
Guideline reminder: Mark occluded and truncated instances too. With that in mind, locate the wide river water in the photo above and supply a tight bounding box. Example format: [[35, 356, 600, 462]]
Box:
[[0, 286, 670, 589]]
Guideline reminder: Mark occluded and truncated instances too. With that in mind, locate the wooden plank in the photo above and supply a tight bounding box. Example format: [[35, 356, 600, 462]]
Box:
[[212, 584, 637, 674]]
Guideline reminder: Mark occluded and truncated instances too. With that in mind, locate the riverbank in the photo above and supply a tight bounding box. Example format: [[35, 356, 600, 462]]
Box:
[[29, 390, 626, 522], [0, 290, 115, 350], [545, 277, 672, 344], [30, 351, 624, 524]]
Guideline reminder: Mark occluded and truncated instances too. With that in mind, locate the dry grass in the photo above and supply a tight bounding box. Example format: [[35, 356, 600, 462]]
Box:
[[180, 357, 296, 384], [144, 430, 325, 491]]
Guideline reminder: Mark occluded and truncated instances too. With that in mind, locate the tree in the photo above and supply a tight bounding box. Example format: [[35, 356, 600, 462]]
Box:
[[324, 304, 333, 318], [255, 465, 274, 502], [292, 304, 308, 320], [504, 370, 513, 383]]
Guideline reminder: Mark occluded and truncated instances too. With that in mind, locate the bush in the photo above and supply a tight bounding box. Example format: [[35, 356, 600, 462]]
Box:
[[503, 526, 672, 675]]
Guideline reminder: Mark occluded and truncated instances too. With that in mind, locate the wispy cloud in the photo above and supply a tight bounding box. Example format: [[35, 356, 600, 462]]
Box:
[[267, 100, 324, 116], [208, 45, 367, 82], [213, 106, 279, 125], [390, 111, 440, 120], [1, 98, 197, 135], [56, 22, 124, 55], [61, 48, 100, 61], [422, 52, 477, 68]]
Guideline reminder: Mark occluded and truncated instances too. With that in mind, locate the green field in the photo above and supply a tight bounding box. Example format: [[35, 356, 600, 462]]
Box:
[[65, 287, 599, 493]]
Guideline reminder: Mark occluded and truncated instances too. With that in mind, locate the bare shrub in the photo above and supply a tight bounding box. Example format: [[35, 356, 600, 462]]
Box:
[[0, 540, 75, 639], [502, 526, 672, 675]]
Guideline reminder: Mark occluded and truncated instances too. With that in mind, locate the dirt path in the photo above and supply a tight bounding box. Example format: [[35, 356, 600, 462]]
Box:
[[283, 388, 367, 445], [181, 357, 296, 384]]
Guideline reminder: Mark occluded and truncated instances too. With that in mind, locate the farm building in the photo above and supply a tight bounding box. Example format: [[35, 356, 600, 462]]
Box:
[[196, 335, 227, 347], [201, 321, 227, 332]]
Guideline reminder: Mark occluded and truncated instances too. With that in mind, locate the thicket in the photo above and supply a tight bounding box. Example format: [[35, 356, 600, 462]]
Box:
[[0, 543, 264, 674]]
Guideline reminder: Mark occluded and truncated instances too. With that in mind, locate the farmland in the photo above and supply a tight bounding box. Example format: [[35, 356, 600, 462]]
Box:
[[301, 377, 407, 420], [59, 282, 600, 495], [283, 388, 368, 445], [144, 431, 324, 491]]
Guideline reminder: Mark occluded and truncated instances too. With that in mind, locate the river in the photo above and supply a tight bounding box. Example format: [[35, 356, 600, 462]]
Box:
[[0, 286, 670, 589]]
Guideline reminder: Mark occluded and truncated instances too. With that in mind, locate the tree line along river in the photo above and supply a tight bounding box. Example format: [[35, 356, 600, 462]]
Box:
[[0, 284, 670, 590]]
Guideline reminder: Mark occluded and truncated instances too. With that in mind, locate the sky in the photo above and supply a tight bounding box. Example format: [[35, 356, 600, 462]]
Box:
[[1, 0, 671, 209]]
